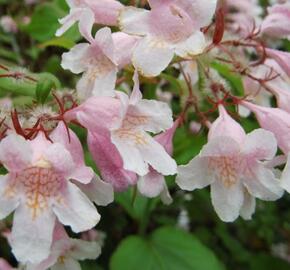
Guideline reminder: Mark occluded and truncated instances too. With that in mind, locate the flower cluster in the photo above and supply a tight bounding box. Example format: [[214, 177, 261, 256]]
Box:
[[2, 0, 290, 268]]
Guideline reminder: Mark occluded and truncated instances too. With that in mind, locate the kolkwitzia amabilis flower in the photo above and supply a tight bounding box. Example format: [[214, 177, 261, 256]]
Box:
[[241, 101, 290, 154], [61, 20, 118, 99], [137, 120, 179, 204], [111, 72, 177, 176], [27, 223, 101, 270], [0, 259, 16, 270], [56, 0, 123, 36], [266, 48, 290, 77], [176, 105, 283, 222], [0, 131, 100, 264], [118, 0, 217, 77]]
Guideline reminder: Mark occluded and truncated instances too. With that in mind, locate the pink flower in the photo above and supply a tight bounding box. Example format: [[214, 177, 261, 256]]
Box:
[[0, 16, 17, 33], [110, 72, 177, 176], [261, 3, 290, 39], [177, 106, 283, 222], [241, 101, 290, 154], [0, 127, 100, 264], [27, 223, 101, 270], [56, 0, 123, 36], [118, 0, 217, 76], [137, 120, 179, 204], [61, 21, 138, 100], [61, 25, 117, 100]]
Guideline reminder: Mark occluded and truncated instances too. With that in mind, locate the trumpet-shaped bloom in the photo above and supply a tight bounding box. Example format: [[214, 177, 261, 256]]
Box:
[[241, 101, 290, 154], [61, 20, 138, 100], [0, 129, 100, 264], [56, 0, 123, 36], [27, 223, 101, 270], [118, 0, 217, 77], [61, 24, 117, 100], [177, 106, 283, 222], [110, 73, 177, 176]]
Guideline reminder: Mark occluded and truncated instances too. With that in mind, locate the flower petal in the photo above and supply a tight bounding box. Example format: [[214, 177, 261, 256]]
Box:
[[118, 7, 150, 36], [210, 180, 244, 222], [243, 162, 284, 200], [11, 205, 55, 264], [128, 99, 173, 133], [53, 183, 100, 233], [137, 133, 177, 176], [78, 8, 95, 42], [44, 143, 75, 176], [88, 131, 137, 191], [77, 175, 114, 206], [132, 36, 174, 77], [176, 156, 215, 191], [242, 129, 277, 161], [0, 175, 19, 219], [137, 170, 165, 198], [0, 134, 32, 172], [52, 258, 81, 270], [61, 43, 90, 74], [175, 31, 206, 58], [69, 239, 101, 260], [240, 190, 256, 220], [111, 132, 149, 176]]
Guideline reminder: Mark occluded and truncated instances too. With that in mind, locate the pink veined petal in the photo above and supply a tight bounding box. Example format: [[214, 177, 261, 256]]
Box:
[[127, 99, 173, 134], [200, 136, 240, 158], [176, 156, 215, 191], [11, 204, 56, 264], [0, 175, 20, 219], [239, 190, 256, 220], [0, 133, 32, 172], [175, 31, 206, 58], [77, 175, 114, 206], [69, 166, 94, 185], [210, 180, 244, 222], [61, 43, 90, 74], [118, 7, 150, 36], [43, 143, 75, 176], [137, 132, 177, 176], [242, 161, 284, 200], [242, 129, 277, 161], [52, 182, 100, 233], [87, 131, 137, 191], [69, 239, 101, 260], [137, 170, 165, 198], [132, 36, 174, 77]]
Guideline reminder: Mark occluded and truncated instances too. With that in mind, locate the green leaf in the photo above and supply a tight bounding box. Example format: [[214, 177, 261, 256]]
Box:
[[35, 79, 55, 104], [110, 227, 225, 270], [249, 254, 290, 270], [39, 37, 76, 50]]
